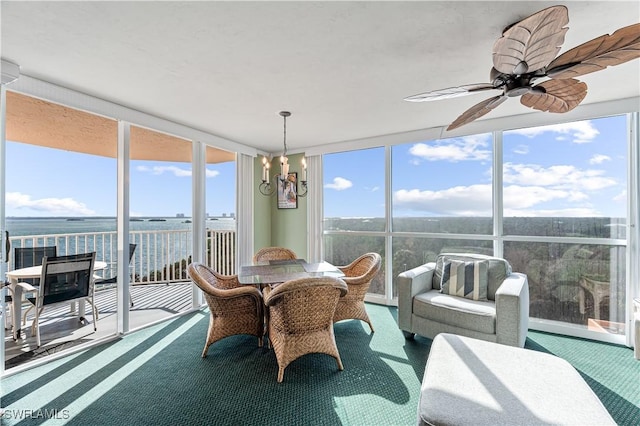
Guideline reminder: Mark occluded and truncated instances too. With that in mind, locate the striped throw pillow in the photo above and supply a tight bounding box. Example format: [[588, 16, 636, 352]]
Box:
[[440, 259, 489, 301]]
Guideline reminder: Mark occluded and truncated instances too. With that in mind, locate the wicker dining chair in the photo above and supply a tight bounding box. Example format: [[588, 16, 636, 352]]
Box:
[[187, 262, 264, 357], [253, 247, 298, 263], [333, 252, 382, 333], [263, 276, 348, 383]]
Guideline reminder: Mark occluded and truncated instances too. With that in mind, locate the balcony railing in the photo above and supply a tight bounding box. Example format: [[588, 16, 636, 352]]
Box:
[[8, 229, 237, 285]]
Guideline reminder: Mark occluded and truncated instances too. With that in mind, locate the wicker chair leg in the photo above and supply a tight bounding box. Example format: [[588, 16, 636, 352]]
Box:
[[202, 344, 210, 358], [277, 366, 285, 383], [366, 318, 374, 333], [336, 355, 344, 371]]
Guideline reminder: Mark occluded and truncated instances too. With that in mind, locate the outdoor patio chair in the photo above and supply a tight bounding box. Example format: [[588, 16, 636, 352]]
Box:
[[333, 252, 382, 332], [252, 247, 297, 263], [13, 246, 58, 325], [14, 246, 58, 286], [187, 262, 264, 357], [94, 243, 137, 307], [263, 276, 348, 382], [19, 252, 97, 347]]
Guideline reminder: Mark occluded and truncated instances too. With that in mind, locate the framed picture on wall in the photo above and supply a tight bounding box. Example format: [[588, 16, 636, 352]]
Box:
[[277, 172, 298, 209]]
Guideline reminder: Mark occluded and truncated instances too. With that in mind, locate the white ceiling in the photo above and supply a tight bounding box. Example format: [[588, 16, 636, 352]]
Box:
[[2, 1, 639, 154]]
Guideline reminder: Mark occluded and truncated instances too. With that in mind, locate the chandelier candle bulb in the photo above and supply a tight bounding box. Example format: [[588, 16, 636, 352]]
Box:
[[262, 157, 268, 181], [281, 156, 289, 177], [301, 158, 307, 181]]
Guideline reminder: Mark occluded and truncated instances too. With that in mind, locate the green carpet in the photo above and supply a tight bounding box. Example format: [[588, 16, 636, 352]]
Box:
[[525, 330, 640, 426], [1, 304, 638, 425]]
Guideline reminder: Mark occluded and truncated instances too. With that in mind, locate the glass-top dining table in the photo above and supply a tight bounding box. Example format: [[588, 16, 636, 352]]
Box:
[[238, 259, 344, 286]]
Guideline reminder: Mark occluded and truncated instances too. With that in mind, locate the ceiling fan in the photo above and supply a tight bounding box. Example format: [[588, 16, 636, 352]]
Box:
[[404, 5, 640, 131]]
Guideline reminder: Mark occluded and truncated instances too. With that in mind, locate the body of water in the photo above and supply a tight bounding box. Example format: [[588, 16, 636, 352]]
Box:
[[5, 217, 237, 281], [6, 217, 235, 237]]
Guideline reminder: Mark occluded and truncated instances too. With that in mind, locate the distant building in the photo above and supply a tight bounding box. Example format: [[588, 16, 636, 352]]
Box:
[[176, 213, 185, 218], [230, 213, 235, 218], [222, 213, 227, 218]]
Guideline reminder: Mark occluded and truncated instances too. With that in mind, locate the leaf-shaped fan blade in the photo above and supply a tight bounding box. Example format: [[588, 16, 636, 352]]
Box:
[[493, 5, 569, 75], [520, 78, 587, 113], [404, 83, 498, 102], [447, 95, 507, 131], [547, 23, 640, 79]]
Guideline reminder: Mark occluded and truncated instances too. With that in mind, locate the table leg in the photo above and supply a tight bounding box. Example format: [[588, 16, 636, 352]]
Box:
[[78, 300, 86, 322], [11, 280, 22, 340], [2, 285, 11, 330]]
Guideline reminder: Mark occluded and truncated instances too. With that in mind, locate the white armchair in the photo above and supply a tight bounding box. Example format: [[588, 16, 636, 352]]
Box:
[[397, 253, 529, 347]]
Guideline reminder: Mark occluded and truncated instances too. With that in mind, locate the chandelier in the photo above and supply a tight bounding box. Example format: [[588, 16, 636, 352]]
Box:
[[259, 111, 308, 197]]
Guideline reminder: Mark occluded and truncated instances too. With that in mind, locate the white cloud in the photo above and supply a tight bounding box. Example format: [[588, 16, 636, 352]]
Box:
[[503, 163, 616, 191], [206, 169, 220, 178], [136, 165, 192, 177], [6, 192, 95, 216], [409, 134, 491, 162], [135, 165, 220, 178], [503, 185, 575, 209], [513, 144, 529, 155], [589, 154, 611, 165], [366, 186, 380, 192], [613, 190, 626, 203], [325, 177, 353, 191], [394, 184, 492, 216], [393, 183, 603, 216], [505, 120, 599, 144]]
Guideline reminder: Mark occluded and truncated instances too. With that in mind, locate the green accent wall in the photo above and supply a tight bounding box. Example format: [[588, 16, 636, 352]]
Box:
[[253, 156, 271, 252], [253, 154, 308, 259]]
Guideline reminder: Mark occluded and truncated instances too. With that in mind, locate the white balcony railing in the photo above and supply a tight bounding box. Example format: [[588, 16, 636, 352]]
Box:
[[8, 229, 236, 285]]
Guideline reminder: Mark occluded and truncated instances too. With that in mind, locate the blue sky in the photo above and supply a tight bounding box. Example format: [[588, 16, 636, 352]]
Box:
[[5, 115, 628, 219], [323, 115, 627, 219], [5, 143, 236, 217]]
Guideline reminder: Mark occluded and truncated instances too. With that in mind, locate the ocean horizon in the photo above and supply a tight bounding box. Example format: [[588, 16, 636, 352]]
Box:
[[6, 216, 236, 237]]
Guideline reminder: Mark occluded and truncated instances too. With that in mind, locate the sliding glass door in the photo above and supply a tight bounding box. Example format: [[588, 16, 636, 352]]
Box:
[[2, 91, 119, 370]]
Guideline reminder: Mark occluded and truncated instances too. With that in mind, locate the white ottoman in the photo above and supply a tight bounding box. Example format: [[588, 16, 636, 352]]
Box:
[[418, 333, 615, 425]]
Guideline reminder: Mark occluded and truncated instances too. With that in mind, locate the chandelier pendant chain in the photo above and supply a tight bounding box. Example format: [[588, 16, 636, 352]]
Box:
[[282, 111, 288, 158]]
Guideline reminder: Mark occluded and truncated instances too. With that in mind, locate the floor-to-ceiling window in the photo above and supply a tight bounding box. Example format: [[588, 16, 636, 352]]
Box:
[[1, 91, 244, 372], [322, 113, 635, 345], [204, 146, 236, 275], [323, 147, 386, 296], [502, 116, 628, 338], [391, 133, 493, 297], [3, 92, 119, 368], [128, 126, 194, 329]]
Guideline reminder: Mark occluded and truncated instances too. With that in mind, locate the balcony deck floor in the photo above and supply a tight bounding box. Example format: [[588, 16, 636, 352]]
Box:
[[4, 281, 194, 370]]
